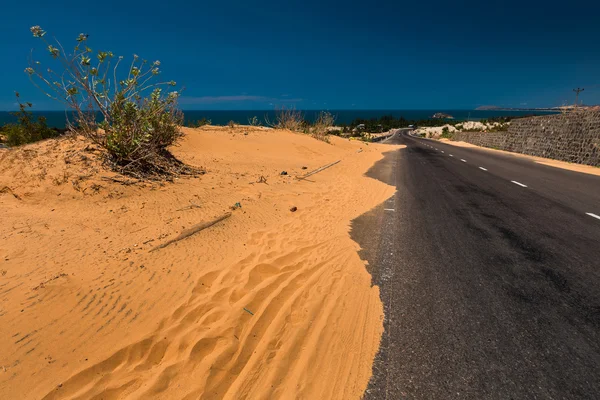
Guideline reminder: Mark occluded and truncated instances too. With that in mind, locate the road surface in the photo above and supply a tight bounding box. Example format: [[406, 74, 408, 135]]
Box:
[[354, 130, 600, 399]]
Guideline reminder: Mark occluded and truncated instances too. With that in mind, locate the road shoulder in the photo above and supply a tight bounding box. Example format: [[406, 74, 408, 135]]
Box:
[[436, 138, 600, 177]]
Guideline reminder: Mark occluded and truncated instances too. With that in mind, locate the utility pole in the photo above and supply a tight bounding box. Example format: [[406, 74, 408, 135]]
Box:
[[573, 88, 584, 107]]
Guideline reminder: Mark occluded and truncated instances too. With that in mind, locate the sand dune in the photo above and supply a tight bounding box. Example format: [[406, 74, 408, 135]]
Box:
[[0, 127, 399, 399]]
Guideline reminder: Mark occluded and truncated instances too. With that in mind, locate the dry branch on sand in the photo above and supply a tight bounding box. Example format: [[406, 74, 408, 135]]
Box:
[[150, 212, 232, 252], [176, 202, 201, 211], [0, 186, 21, 199], [100, 176, 139, 186], [296, 160, 341, 180]]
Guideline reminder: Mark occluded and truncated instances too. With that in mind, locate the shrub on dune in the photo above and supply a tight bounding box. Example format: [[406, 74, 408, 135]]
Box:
[[25, 25, 198, 179]]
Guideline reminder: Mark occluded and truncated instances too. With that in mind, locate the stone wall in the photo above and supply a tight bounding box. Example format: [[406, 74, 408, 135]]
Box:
[[451, 111, 600, 166]]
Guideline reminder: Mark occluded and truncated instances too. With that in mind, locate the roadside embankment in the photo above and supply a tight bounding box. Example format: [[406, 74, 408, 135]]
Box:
[[448, 111, 600, 167]]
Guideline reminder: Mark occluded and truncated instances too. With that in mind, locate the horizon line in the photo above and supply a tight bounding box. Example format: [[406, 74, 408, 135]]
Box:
[[0, 108, 560, 112]]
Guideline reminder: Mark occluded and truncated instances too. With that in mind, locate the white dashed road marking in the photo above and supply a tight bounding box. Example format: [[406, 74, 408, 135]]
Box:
[[449, 154, 454, 157], [461, 159, 467, 163], [479, 167, 487, 171], [441, 151, 444, 153], [511, 181, 528, 188], [384, 208, 395, 212], [586, 213, 600, 220]]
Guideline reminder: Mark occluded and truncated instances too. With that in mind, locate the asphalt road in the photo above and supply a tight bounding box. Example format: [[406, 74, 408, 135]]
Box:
[[354, 130, 600, 399]]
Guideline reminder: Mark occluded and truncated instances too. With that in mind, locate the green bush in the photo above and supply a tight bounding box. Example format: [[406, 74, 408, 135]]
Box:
[[440, 126, 453, 139], [2, 92, 60, 146], [25, 26, 193, 178]]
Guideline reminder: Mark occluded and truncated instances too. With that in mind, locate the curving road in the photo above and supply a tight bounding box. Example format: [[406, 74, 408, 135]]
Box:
[[354, 130, 600, 399]]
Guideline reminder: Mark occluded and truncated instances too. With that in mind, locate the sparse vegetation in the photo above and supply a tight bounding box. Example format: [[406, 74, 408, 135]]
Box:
[[187, 118, 211, 128], [1, 92, 61, 146], [338, 114, 530, 135], [311, 111, 335, 143], [25, 25, 196, 179], [248, 116, 260, 126], [440, 126, 453, 139], [266, 107, 305, 131], [487, 123, 509, 132], [228, 120, 236, 129]]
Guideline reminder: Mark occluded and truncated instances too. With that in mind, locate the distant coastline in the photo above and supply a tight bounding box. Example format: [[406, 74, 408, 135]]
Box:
[[475, 105, 596, 112], [0, 109, 561, 129]]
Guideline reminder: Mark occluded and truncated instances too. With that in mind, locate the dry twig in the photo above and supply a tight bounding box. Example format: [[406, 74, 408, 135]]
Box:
[[176, 202, 201, 211], [150, 212, 232, 252], [296, 160, 341, 180]]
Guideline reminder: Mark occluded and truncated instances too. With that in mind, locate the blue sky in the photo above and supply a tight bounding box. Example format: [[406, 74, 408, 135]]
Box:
[[1, 0, 599, 110]]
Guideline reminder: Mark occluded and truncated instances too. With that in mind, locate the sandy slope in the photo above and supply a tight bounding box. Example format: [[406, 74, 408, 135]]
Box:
[[0, 127, 399, 399]]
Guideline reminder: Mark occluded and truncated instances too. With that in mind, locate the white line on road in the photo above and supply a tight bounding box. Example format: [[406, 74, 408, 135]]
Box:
[[384, 208, 395, 212], [449, 154, 454, 157], [441, 151, 444, 153], [479, 167, 488, 171], [461, 159, 467, 162], [511, 181, 528, 187], [586, 213, 600, 220]]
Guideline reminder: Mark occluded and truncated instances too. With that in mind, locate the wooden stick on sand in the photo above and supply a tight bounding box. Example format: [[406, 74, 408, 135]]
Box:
[[150, 212, 232, 252], [296, 160, 341, 181]]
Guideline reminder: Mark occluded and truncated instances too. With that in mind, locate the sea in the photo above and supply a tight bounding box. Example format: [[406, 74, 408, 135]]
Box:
[[0, 109, 558, 128]]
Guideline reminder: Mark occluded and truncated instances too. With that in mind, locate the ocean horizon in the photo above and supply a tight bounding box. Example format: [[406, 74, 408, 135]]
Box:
[[0, 109, 558, 128]]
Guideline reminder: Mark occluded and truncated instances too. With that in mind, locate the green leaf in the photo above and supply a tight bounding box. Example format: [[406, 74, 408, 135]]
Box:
[[47, 45, 60, 58]]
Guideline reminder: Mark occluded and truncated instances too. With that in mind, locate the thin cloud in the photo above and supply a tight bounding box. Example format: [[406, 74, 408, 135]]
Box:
[[179, 95, 302, 105]]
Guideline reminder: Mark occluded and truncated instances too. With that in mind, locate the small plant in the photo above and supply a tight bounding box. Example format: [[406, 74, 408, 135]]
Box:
[[266, 107, 304, 131], [25, 26, 193, 179], [248, 116, 260, 126], [439, 126, 453, 139], [228, 120, 236, 129], [187, 118, 211, 128], [2, 92, 59, 146], [311, 111, 335, 143]]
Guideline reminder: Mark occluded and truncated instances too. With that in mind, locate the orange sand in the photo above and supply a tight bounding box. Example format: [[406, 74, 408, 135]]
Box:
[[0, 127, 399, 399], [439, 139, 600, 177]]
